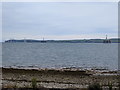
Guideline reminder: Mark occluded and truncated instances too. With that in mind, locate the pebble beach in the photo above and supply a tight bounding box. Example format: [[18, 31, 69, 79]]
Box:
[[1, 67, 120, 89]]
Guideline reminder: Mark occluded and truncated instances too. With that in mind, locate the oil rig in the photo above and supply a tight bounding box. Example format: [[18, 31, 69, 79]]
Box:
[[103, 35, 111, 43]]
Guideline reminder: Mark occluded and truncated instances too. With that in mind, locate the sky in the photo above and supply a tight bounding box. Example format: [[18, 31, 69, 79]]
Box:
[[2, 2, 118, 41]]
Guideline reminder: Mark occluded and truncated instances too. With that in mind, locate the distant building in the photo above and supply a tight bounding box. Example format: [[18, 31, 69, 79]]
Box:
[[103, 35, 111, 43]]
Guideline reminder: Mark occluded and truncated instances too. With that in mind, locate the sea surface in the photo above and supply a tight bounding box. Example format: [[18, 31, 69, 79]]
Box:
[[2, 43, 118, 70]]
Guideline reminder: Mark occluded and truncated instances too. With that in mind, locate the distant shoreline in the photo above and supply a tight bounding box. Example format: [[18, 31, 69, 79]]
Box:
[[4, 38, 120, 43]]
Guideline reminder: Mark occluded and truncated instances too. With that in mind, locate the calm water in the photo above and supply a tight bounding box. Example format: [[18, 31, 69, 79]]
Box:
[[2, 43, 118, 70]]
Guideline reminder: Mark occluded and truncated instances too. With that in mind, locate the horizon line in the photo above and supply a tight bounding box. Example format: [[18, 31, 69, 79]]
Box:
[[4, 37, 119, 41]]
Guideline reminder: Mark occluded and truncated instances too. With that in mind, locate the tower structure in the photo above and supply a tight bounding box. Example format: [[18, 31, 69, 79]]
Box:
[[103, 35, 111, 43]]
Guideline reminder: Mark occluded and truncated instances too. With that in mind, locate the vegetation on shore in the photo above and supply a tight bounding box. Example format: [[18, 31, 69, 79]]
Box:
[[2, 82, 120, 90], [2, 68, 120, 89]]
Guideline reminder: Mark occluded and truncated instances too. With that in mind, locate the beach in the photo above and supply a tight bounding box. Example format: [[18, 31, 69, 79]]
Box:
[[2, 67, 120, 89]]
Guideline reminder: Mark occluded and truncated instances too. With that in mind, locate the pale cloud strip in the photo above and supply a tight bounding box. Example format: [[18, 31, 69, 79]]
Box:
[[1, 0, 119, 2]]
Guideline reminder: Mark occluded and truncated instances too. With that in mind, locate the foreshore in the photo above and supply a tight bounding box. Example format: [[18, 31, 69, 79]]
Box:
[[1, 67, 120, 89]]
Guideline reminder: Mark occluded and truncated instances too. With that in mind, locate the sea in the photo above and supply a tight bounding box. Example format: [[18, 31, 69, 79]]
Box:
[[1, 43, 118, 70]]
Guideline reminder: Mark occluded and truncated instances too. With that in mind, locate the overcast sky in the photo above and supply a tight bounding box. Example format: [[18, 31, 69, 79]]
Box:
[[2, 2, 118, 40]]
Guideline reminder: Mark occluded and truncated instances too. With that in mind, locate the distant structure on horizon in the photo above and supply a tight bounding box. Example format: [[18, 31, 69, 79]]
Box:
[[103, 35, 111, 43], [41, 37, 46, 43]]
